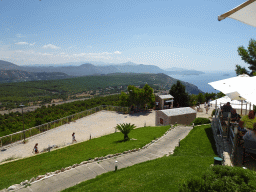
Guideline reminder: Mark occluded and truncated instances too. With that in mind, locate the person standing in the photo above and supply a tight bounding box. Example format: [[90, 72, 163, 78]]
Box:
[[72, 132, 77, 143], [208, 99, 211, 108], [156, 102, 159, 109]]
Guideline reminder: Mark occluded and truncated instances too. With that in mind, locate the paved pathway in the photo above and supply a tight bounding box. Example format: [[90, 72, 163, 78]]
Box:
[[5, 125, 193, 192], [196, 104, 216, 119]]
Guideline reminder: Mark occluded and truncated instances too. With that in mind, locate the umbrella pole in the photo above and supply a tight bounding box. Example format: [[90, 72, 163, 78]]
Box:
[[246, 102, 247, 115], [215, 99, 217, 118], [241, 100, 243, 116], [249, 102, 251, 112]]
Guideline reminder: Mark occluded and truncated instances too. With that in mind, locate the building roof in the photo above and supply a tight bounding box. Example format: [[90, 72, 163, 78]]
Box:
[[160, 107, 196, 116], [158, 94, 174, 99]]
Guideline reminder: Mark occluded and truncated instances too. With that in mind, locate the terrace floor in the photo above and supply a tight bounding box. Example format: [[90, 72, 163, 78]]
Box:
[[221, 124, 256, 171]]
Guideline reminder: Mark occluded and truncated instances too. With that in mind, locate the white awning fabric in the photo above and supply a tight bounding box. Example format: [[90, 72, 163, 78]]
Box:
[[218, 0, 256, 27]]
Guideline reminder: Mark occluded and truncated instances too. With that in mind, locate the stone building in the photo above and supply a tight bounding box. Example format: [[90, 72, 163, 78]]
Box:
[[156, 107, 196, 126], [155, 94, 174, 110]]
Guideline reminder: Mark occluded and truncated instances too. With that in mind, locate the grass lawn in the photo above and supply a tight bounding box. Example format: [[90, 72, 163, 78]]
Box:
[[0, 125, 170, 190], [62, 124, 219, 192]]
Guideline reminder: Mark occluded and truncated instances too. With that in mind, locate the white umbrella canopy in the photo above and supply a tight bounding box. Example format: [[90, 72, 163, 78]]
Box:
[[232, 76, 256, 105], [210, 96, 253, 110], [210, 96, 231, 108], [218, 0, 256, 27], [209, 75, 256, 106], [208, 74, 250, 94]]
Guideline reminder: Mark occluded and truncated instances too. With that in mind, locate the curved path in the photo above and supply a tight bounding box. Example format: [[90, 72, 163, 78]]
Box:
[[7, 125, 193, 192]]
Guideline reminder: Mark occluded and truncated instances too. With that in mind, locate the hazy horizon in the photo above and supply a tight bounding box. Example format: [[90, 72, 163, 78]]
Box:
[[3, 60, 235, 73]]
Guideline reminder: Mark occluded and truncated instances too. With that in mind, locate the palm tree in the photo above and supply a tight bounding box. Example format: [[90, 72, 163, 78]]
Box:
[[115, 123, 136, 141]]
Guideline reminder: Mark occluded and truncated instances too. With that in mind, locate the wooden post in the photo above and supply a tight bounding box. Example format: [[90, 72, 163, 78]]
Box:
[[11, 135, 12, 143], [0, 139, 2, 147]]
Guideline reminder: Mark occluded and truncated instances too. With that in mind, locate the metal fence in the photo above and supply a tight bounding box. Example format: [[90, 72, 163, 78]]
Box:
[[211, 108, 224, 159], [0, 105, 129, 147]]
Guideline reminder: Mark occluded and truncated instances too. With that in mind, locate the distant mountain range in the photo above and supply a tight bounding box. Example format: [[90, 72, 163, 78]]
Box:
[[0, 60, 205, 83]]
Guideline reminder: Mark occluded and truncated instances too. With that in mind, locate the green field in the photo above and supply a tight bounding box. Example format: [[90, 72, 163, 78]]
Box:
[[62, 124, 256, 192], [0, 125, 170, 190]]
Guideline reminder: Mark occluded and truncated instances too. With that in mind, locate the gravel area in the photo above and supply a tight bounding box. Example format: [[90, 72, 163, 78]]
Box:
[[0, 110, 155, 163]]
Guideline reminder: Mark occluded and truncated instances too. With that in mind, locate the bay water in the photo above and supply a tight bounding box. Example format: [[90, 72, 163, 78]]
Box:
[[168, 71, 237, 94]]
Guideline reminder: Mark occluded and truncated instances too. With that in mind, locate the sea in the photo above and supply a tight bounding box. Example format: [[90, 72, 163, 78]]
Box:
[[168, 71, 237, 94]]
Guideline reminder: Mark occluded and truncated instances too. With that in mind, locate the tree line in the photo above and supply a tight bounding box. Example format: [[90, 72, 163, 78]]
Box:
[[0, 95, 119, 137]]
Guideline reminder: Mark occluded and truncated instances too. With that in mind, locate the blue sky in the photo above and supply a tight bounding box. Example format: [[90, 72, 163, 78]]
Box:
[[0, 0, 255, 72]]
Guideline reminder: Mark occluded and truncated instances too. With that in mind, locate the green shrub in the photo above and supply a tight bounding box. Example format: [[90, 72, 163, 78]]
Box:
[[115, 123, 136, 141], [179, 165, 256, 192], [191, 117, 211, 125]]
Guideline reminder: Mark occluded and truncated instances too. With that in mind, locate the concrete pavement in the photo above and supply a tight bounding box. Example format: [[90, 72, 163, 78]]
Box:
[[5, 125, 193, 192]]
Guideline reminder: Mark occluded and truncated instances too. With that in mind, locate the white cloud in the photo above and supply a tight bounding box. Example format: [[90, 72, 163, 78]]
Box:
[[16, 34, 26, 38], [43, 44, 60, 49], [114, 51, 122, 54], [40, 53, 53, 56], [29, 42, 36, 46], [15, 42, 29, 45]]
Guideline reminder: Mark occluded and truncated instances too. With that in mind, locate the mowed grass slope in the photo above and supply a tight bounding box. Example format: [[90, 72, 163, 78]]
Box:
[[0, 125, 170, 190], [62, 124, 218, 192]]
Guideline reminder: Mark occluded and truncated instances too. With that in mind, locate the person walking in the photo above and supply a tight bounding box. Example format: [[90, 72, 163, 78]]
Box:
[[206, 104, 209, 114], [33, 143, 39, 154], [72, 132, 77, 143]]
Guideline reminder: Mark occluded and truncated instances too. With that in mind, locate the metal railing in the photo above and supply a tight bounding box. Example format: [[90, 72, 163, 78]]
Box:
[[212, 106, 239, 163], [219, 102, 253, 116], [0, 105, 129, 147]]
